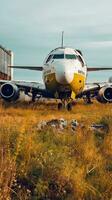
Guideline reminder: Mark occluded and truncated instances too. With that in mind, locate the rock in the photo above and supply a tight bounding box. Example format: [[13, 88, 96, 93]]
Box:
[[71, 119, 79, 131], [59, 118, 67, 129], [38, 118, 80, 132], [38, 121, 47, 130], [91, 124, 106, 131], [47, 118, 67, 130]]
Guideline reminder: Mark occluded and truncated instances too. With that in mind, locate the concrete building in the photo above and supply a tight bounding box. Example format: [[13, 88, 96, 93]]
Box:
[[0, 45, 13, 80]]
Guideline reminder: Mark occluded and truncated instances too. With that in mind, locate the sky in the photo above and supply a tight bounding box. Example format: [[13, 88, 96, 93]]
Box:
[[0, 0, 112, 83]]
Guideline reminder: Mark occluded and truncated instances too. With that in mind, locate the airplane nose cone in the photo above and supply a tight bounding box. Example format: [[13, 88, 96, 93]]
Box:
[[55, 62, 74, 84], [63, 71, 72, 84]]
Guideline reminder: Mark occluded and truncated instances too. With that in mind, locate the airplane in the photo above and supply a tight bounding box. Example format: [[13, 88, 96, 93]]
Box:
[[1, 34, 112, 110]]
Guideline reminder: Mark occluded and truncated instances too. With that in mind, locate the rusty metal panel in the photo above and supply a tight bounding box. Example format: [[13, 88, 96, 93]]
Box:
[[0, 45, 12, 80]]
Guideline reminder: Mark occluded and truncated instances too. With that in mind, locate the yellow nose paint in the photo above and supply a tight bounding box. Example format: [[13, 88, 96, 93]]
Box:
[[70, 73, 85, 94], [71, 91, 76, 99]]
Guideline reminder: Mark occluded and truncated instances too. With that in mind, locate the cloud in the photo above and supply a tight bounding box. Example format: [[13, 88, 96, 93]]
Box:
[[86, 41, 112, 48]]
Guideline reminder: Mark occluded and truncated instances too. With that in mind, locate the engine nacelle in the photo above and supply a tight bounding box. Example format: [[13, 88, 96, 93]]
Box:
[[96, 86, 112, 103], [0, 83, 33, 102], [0, 83, 19, 101]]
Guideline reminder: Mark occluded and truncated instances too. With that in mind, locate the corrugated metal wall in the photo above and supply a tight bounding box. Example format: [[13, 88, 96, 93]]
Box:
[[0, 45, 12, 80]]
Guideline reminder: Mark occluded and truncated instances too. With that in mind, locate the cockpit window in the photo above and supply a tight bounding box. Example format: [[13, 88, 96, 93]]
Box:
[[65, 54, 76, 59], [53, 54, 64, 59]]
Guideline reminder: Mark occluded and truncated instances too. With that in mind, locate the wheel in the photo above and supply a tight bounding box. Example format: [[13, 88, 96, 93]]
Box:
[[66, 103, 72, 111], [58, 103, 63, 110]]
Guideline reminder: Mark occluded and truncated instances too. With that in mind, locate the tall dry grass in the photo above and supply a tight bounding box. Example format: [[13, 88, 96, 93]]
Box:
[[0, 100, 112, 199]]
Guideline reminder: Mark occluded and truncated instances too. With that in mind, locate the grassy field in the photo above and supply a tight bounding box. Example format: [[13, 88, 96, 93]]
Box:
[[0, 100, 112, 200]]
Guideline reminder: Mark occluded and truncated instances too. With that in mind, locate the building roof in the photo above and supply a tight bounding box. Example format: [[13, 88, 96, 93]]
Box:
[[0, 45, 12, 56]]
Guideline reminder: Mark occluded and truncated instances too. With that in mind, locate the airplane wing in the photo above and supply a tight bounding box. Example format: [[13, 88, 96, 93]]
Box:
[[0, 80, 45, 90], [77, 83, 102, 97], [87, 67, 112, 71], [0, 80, 52, 101], [77, 81, 112, 103], [80, 83, 105, 94], [9, 66, 43, 71], [0, 65, 51, 102]]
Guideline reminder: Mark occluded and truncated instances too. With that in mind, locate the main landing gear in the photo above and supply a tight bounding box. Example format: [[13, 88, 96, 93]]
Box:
[[83, 92, 93, 104], [58, 99, 73, 111]]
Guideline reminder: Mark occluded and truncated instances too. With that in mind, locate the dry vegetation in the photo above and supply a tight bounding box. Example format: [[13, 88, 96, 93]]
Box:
[[0, 100, 112, 200]]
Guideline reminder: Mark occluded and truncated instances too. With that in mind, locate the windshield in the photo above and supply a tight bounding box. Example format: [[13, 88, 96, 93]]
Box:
[[53, 54, 64, 59], [46, 53, 77, 63], [65, 54, 76, 59]]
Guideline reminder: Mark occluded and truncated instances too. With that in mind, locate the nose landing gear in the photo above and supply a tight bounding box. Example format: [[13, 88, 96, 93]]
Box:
[[66, 102, 72, 111], [58, 99, 73, 111]]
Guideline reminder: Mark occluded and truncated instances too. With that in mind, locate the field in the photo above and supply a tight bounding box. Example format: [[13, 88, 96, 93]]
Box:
[[0, 100, 112, 200]]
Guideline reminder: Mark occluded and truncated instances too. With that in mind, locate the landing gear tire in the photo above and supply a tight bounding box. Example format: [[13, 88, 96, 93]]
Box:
[[58, 103, 63, 110], [66, 102, 72, 111]]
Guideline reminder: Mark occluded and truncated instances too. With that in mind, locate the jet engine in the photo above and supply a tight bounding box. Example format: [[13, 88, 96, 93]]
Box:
[[0, 83, 32, 102], [96, 86, 112, 103], [0, 83, 19, 101]]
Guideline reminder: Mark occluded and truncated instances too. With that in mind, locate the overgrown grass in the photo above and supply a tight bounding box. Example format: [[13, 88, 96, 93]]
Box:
[[0, 100, 112, 200]]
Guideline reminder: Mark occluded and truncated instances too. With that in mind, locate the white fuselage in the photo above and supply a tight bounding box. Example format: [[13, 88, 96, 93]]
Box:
[[42, 47, 87, 98]]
